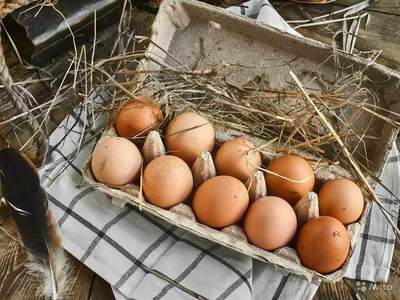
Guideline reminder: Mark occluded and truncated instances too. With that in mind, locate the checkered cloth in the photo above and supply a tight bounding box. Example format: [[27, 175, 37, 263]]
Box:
[[39, 2, 400, 299], [226, 0, 301, 37]]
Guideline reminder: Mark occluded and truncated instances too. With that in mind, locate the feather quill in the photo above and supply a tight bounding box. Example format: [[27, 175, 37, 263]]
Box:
[[0, 148, 69, 299]]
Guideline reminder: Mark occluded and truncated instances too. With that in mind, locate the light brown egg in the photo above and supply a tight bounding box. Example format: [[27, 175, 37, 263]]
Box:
[[165, 112, 215, 166], [215, 138, 262, 183], [318, 178, 364, 225], [265, 155, 315, 205], [192, 176, 249, 228], [115, 98, 163, 138], [91, 137, 142, 185], [244, 196, 297, 251], [296, 216, 350, 274], [143, 155, 193, 209]]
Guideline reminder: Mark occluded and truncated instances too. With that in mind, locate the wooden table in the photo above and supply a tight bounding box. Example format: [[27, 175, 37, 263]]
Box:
[[0, 1, 399, 299]]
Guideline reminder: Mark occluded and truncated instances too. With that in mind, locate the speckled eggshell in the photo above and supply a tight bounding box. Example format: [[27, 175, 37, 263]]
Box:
[[91, 137, 142, 185], [192, 175, 249, 228], [143, 155, 193, 209], [214, 138, 262, 183], [265, 155, 315, 205], [318, 178, 364, 225], [165, 112, 215, 166], [296, 216, 350, 274], [115, 98, 163, 138], [244, 196, 297, 251]]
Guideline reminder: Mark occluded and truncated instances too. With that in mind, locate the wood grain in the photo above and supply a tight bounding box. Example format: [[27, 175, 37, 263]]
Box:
[[336, 0, 400, 15], [63, 257, 95, 300], [89, 275, 115, 300], [0, 208, 43, 300], [314, 279, 354, 300], [277, 2, 400, 71], [0, 205, 96, 300]]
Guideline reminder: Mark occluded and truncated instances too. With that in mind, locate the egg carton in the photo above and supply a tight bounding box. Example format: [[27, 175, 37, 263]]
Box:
[[82, 126, 370, 282]]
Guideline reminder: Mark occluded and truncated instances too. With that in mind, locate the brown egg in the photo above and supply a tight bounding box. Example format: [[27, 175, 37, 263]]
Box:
[[192, 176, 249, 228], [244, 196, 297, 251], [265, 155, 315, 205], [297, 216, 350, 274], [91, 137, 142, 185], [143, 155, 193, 209], [215, 138, 262, 182], [115, 98, 163, 138], [165, 112, 215, 166], [318, 178, 364, 225]]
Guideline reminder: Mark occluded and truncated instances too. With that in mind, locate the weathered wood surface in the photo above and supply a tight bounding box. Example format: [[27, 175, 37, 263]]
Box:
[[277, 0, 400, 71], [337, 0, 400, 15]]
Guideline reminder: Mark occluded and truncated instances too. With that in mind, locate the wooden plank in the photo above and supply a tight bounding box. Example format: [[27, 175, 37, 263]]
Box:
[[89, 275, 115, 300], [278, 3, 400, 71], [63, 257, 95, 300], [0, 207, 95, 300], [354, 11, 400, 70], [337, 0, 400, 16], [314, 280, 354, 300], [0, 204, 10, 226]]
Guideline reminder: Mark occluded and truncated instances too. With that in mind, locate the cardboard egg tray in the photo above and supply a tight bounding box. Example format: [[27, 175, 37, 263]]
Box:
[[83, 125, 369, 282], [83, 0, 400, 282]]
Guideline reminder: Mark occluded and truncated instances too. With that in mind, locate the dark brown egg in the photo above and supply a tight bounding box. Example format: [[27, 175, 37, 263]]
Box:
[[115, 98, 163, 139], [296, 216, 350, 274]]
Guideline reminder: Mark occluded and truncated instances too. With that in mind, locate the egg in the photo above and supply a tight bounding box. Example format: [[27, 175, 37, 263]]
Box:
[[192, 176, 249, 228], [115, 98, 163, 138], [296, 216, 350, 274], [318, 178, 364, 225], [91, 137, 142, 185], [143, 155, 193, 208], [165, 112, 215, 166], [215, 138, 262, 182], [265, 155, 315, 205], [244, 196, 297, 251]]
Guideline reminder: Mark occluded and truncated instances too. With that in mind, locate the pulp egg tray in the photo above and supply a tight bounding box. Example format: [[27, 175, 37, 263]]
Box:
[[82, 126, 370, 282]]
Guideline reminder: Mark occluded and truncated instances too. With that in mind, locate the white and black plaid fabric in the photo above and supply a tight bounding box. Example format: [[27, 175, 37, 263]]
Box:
[[345, 149, 400, 282], [226, 0, 301, 37], [39, 2, 400, 299]]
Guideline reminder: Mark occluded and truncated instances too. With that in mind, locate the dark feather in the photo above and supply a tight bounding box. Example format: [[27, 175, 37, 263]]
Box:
[[0, 148, 69, 299]]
